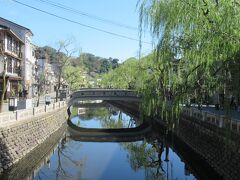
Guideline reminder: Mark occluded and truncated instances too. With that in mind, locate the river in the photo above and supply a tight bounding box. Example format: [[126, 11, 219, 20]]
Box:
[[2, 101, 222, 180]]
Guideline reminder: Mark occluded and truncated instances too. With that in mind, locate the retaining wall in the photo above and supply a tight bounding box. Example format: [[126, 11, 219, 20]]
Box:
[[183, 108, 240, 133], [0, 102, 68, 173], [175, 117, 240, 180]]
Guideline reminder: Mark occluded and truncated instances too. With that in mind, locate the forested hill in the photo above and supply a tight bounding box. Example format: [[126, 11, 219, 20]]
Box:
[[71, 53, 119, 75], [35, 46, 119, 75]]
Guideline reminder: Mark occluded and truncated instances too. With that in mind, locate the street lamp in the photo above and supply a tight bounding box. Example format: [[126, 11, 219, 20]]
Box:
[[9, 97, 17, 111]]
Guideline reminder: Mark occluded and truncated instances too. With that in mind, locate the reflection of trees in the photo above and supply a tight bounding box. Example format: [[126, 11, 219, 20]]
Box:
[[123, 139, 167, 180], [55, 136, 85, 180], [71, 105, 138, 129]]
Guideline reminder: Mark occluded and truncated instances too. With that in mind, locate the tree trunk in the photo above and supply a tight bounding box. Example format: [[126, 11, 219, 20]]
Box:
[[0, 62, 7, 113], [56, 69, 62, 102], [36, 84, 40, 107]]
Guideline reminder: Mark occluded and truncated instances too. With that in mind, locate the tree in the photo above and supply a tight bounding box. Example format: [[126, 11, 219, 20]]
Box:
[[137, 0, 240, 121], [63, 65, 86, 91], [36, 74, 46, 107], [35, 46, 58, 63], [111, 58, 119, 69], [55, 39, 76, 102], [100, 57, 139, 89], [0, 54, 7, 113]]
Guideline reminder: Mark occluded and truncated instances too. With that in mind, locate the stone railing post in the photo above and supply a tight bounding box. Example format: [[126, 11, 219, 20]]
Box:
[[189, 109, 193, 117], [202, 111, 207, 121], [237, 122, 240, 133], [219, 116, 224, 128], [16, 111, 19, 121]]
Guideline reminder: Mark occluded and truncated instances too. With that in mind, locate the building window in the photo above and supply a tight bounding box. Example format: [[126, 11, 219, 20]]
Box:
[[17, 42, 21, 57], [0, 40, 3, 52], [12, 39, 17, 54], [7, 58, 12, 73], [7, 34, 12, 51]]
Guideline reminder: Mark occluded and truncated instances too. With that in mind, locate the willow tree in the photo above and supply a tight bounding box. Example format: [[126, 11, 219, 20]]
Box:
[[138, 0, 240, 122]]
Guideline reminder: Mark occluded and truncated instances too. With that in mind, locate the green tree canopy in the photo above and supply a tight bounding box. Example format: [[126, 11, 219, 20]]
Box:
[[137, 0, 240, 119]]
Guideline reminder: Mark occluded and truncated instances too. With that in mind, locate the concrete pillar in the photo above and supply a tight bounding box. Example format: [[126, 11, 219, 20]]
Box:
[[202, 111, 207, 121], [189, 109, 193, 117], [219, 116, 224, 128], [16, 111, 18, 120], [237, 122, 240, 133]]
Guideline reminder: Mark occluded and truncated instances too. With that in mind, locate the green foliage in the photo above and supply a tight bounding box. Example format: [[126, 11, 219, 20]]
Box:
[[100, 57, 140, 89], [63, 65, 87, 91], [137, 0, 240, 122], [71, 53, 119, 75], [36, 46, 66, 64], [100, 1, 240, 125]]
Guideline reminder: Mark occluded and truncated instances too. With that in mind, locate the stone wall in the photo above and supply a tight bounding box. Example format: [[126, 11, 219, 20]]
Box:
[[0, 123, 67, 180], [0, 106, 68, 173], [175, 116, 240, 180], [0, 101, 66, 124]]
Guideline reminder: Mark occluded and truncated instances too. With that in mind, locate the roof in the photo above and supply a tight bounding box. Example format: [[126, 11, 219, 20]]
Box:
[[0, 17, 33, 36], [0, 26, 25, 44]]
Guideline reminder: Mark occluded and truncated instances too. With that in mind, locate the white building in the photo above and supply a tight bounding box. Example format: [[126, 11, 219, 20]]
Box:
[[37, 59, 57, 94], [0, 24, 24, 99], [0, 17, 36, 99]]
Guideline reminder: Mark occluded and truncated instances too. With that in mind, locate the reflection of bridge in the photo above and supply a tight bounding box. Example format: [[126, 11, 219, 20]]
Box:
[[68, 89, 141, 108], [67, 119, 152, 142], [67, 88, 146, 142]]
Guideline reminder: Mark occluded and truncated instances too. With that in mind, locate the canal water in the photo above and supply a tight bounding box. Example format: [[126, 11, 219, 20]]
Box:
[[3, 101, 213, 180]]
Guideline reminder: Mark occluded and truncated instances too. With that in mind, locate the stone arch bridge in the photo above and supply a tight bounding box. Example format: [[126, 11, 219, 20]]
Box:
[[67, 88, 141, 108]]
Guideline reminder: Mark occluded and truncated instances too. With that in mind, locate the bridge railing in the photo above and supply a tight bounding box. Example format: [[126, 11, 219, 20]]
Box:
[[0, 101, 66, 126], [70, 89, 140, 99]]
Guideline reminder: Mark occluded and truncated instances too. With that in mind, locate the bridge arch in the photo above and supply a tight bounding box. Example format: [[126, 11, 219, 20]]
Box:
[[67, 119, 152, 142], [67, 89, 141, 116]]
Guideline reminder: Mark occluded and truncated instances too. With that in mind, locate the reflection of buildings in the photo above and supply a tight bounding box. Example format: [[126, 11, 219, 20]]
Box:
[[78, 107, 86, 115]]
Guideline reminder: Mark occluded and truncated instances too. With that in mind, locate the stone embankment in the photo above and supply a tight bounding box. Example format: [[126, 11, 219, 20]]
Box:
[[0, 101, 68, 173], [157, 108, 240, 180]]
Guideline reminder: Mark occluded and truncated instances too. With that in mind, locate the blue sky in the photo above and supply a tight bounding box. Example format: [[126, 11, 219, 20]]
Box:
[[0, 0, 153, 61]]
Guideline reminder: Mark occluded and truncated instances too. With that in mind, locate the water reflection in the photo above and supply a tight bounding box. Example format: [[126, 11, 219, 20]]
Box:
[[3, 101, 200, 180], [71, 103, 141, 129], [33, 136, 195, 180], [34, 102, 195, 180]]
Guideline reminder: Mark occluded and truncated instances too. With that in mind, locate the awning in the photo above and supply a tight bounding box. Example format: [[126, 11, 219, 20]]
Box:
[[7, 76, 22, 81]]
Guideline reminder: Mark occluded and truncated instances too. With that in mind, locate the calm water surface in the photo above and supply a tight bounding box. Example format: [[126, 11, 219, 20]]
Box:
[[33, 102, 196, 180]]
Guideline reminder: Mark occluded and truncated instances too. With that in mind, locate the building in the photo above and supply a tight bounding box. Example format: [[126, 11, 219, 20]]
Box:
[[0, 17, 36, 99], [36, 58, 57, 94], [0, 24, 24, 99]]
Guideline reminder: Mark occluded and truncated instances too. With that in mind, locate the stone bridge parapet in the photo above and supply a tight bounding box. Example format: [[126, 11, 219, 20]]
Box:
[[68, 88, 141, 108]]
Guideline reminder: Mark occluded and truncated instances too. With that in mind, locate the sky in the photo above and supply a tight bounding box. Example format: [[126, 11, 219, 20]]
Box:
[[0, 0, 153, 62]]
